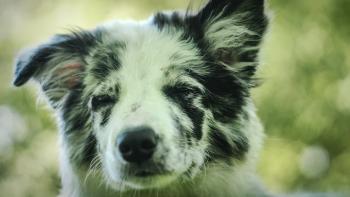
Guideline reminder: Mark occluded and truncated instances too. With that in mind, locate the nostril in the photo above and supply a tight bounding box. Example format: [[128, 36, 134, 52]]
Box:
[[140, 139, 157, 153], [119, 143, 132, 156]]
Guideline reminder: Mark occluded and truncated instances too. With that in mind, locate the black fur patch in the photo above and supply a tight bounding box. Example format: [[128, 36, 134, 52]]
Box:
[[61, 87, 91, 135], [163, 84, 204, 140], [82, 132, 98, 165], [90, 42, 125, 80], [184, 66, 248, 123], [206, 124, 249, 163], [153, 12, 185, 30]]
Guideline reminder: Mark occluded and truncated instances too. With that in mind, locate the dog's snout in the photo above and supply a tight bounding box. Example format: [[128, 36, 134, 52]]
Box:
[[117, 126, 157, 163]]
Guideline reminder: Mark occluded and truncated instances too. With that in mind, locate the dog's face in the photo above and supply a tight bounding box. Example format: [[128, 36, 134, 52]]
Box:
[[85, 24, 208, 188], [13, 0, 267, 190]]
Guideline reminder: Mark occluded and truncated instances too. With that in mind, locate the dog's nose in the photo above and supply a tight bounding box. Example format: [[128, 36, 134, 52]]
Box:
[[117, 126, 157, 163]]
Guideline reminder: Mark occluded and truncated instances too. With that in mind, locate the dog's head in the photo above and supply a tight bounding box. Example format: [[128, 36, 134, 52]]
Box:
[[13, 0, 267, 190]]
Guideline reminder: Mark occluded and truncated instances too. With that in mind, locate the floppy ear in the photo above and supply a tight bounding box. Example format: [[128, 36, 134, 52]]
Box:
[[13, 30, 98, 106], [189, 0, 268, 80]]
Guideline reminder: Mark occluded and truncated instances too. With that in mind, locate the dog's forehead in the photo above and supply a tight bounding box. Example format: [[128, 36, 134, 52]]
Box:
[[97, 20, 203, 87]]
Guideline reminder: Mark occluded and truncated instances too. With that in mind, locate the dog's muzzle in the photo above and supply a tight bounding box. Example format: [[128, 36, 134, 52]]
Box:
[[113, 125, 174, 184]]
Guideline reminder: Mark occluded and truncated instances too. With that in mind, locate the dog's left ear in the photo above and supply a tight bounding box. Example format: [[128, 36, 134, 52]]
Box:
[[189, 0, 268, 77]]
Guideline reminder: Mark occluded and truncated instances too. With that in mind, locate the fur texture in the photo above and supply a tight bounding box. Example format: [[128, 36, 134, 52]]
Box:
[[13, 0, 276, 196]]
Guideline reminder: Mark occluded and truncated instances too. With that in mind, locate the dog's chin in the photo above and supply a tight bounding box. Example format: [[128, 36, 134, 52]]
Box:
[[108, 171, 179, 190], [126, 173, 179, 189]]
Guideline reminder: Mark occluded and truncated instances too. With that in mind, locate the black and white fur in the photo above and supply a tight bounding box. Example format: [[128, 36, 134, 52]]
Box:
[[13, 0, 274, 196]]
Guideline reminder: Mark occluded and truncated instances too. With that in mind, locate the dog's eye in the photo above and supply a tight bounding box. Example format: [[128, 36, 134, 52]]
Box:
[[178, 87, 199, 99], [163, 84, 202, 100], [90, 95, 115, 111]]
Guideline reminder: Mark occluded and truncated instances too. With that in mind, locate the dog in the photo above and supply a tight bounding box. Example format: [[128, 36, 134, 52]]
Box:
[[12, 0, 276, 196]]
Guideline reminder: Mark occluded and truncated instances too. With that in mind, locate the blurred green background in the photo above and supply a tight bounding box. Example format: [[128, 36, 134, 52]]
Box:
[[0, 0, 349, 196]]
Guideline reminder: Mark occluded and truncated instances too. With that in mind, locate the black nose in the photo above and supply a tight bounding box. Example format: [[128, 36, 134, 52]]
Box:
[[117, 126, 158, 163]]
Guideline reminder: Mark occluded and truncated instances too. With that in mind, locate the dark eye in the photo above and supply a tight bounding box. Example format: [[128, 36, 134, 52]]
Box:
[[163, 84, 202, 100], [91, 95, 115, 111]]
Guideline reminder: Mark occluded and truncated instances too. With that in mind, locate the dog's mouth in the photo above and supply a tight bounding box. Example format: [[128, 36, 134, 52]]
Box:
[[114, 163, 178, 189], [133, 169, 169, 177], [124, 163, 173, 178]]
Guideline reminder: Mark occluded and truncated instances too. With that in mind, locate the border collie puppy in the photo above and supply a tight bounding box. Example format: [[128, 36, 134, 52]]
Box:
[[13, 0, 272, 196]]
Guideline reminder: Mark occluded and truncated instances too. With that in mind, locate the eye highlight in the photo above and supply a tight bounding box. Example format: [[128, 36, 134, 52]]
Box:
[[90, 95, 116, 111]]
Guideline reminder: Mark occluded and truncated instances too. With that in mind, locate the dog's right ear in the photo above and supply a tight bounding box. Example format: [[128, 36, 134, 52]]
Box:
[[13, 30, 98, 105]]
